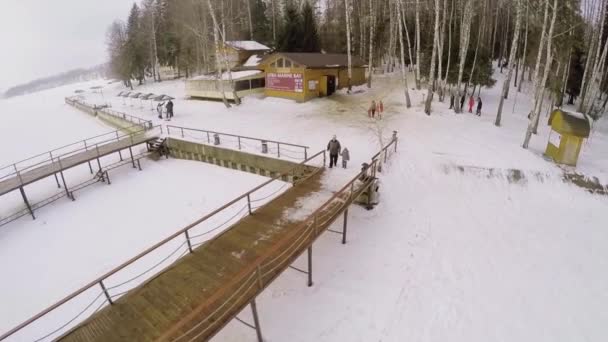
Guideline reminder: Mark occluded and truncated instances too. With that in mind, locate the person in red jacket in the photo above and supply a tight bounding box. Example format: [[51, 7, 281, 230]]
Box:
[[468, 95, 475, 113]]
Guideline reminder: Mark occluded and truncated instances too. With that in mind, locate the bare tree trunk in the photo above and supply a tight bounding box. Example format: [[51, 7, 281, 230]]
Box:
[[246, 0, 254, 40], [397, 0, 412, 107], [491, 4, 499, 59], [271, 0, 276, 42], [469, 1, 485, 91], [517, 2, 529, 92], [444, 0, 454, 82], [400, 0, 415, 73], [438, 0, 448, 101], [523, 0, 557, 149], [580, 0, 607, 112], [367, 0, 375, 88], [454, 0, 474, 113], [415, 0, 421, 89], [496, 0, 522, 127], [206, 0, 230, 108], [425, 0, 441, 115], [345, 0, 353, 92]]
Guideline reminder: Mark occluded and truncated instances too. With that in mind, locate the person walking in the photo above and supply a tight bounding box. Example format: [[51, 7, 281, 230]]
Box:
[[327, 135, 341, 169], [449, 90, 455, 109], [460, 93, 466, 112], [468, 95, 475, 113], [476, 97, 483, 116], [378, 100, 384, 114], [369, 100, 377, 118], [157, 101, 165, 119], [166, 100, 174, 120], [341, 147, 350, 168]]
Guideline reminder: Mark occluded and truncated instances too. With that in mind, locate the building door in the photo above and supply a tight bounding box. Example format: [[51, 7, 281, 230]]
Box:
[[326, 76, 336, 96]]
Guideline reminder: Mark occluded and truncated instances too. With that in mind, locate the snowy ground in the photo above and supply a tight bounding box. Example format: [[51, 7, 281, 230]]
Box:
[[1, 65, 607, 341]]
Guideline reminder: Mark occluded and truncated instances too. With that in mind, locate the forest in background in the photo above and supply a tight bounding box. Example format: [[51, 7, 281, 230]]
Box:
[[104, 0, 608, 146]]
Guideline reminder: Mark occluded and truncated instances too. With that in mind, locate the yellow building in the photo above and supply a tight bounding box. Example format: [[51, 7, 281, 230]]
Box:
[[545, 109, 591, 166], [258, 52, 367, 102]]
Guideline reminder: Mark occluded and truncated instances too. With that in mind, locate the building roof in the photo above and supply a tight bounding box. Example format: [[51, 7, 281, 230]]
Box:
[[190, 70, 263, 81], [225, 41, 271, 51], [548, 110, 591, 137], [262, 52, 366, 68]]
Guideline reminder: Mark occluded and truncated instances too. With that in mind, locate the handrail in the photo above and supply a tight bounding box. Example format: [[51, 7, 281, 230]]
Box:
[[166, 125, 310, 159], [164, 153, 384, 341], [162, 135, 398, 341], [65, 97, 152, 130], [0, 126, 161, 183], [0, 149, 326, 341]]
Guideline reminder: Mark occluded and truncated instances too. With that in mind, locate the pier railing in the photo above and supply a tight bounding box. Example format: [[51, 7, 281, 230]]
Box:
[[65, 97, 152, 130], [167, 125, 310, 160], [0, 149, 326, 342], [0, 126, 161, 186]]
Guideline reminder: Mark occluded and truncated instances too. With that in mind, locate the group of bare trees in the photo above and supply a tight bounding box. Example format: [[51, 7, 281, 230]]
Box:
[[106, 0, 607, 146]]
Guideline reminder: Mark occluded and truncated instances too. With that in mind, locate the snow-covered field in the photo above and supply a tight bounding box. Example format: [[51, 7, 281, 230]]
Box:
[[1, 65, 607, 341]]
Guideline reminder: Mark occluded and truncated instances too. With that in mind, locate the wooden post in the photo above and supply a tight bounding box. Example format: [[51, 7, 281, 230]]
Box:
[[247, 194, 252, 215], [307, 246, 313, 287], [185, 230, 193, 253], [342, 208, 348, 244], [99, 280, 113, 305], [129, 147, 136, 168], [250, 299, 263, 342], [19, 187, 35, 220]]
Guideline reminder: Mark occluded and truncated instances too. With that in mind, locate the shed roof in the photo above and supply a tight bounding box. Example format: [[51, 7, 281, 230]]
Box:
[[225, 41, 271, 51], [261, 52, 366, 68], [548, 110, 591, 137]]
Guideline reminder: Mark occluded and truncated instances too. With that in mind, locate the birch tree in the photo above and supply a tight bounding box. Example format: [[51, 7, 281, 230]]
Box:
[[495, 0, 522, 126], [397, 0, 412, 107], [367, 0, 375, 88], [206, 0, 230, 108], [517, 2, 529, 93], [580, 0, 607, 112], [424, 0, 441, 115], [523, 0, 558, 149], [415, 0, 422, 89], [345, 0, 353, 92], [454, 0, 474, 113]]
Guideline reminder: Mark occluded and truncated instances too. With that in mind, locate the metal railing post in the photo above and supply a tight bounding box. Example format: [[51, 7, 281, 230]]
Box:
[[185, 230, 193, 253], [307, 246, 313, 287], [181, 127, 184, 138], [115, 131, 120, 141], [99, 280, 113, 305], [167, 126, 171, 136], [342, 208, 348, 245], [238, 136, 241, 150], [206, 131, 211, 143], [95, 145, 102, 171], [250, 298, 264, 342], [247, 194, 252, 215], [304, 148, 308, 160], [277, 143, 281, 158], [50, 151, 61, 188]]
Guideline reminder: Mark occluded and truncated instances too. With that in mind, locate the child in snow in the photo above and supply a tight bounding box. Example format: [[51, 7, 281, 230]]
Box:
[[369, 100, 377, 118], [378, 100, 384, 119], [341, 147, 350, 168], [468, 95, 475, 113]]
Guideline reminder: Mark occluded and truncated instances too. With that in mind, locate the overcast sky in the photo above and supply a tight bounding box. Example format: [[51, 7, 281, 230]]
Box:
[[0, 0, 134, 91]]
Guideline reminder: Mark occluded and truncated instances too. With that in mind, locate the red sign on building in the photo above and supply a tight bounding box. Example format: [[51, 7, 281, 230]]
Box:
[[266, 73, 303, 93]]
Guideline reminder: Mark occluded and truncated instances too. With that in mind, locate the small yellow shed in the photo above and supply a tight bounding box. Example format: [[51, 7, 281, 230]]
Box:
[[545, 109, 591, 166]]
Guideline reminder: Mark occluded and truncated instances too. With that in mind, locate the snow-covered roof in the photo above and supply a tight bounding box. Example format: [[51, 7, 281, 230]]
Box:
[[244, 54, 263, 67], [190, 70, 263, 81], [225, 41, 271, 51]]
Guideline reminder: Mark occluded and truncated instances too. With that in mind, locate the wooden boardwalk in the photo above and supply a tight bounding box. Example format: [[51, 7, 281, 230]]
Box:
[[57, 169, 368, 342], [0, 134, 158, 197]]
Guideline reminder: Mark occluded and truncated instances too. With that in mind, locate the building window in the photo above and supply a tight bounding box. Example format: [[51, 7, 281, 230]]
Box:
[[235, 80, 250, 91], [250, 78, 265, 89], [284, 59, 292, 67]]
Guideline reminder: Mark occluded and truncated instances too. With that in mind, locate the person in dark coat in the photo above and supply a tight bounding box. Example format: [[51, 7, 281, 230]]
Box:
[[166, 100, 174, 119], [460, 93, 466, 111], [449, 92, 455, 109], [327, 135, 341, 169], [476, 97, 483, 116]]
